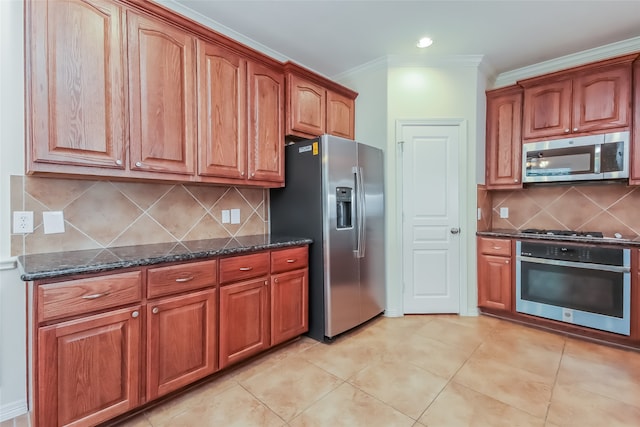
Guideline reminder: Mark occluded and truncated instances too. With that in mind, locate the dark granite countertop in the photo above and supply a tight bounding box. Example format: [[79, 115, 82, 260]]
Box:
[[477, 229, 640, 247], [18, 234, 313, 281]]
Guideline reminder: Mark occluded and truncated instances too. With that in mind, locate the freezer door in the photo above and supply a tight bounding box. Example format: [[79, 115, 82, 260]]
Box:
[[322, 135, 360, 338], [357, 143, 386, 322]]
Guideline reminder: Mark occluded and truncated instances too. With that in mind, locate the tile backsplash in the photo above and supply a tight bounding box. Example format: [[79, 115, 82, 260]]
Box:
[[11, 176, 268, 256], [489, 183, 640, 238]]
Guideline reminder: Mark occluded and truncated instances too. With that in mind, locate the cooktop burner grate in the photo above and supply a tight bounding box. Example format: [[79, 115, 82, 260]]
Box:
[[520, 229, 604, 238]]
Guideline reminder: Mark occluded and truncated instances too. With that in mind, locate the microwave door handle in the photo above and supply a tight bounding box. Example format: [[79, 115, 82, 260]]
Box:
[[594, 144, 601, 174]]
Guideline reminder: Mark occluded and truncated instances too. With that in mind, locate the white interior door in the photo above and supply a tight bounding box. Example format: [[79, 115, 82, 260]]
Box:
[[401, 122, 460, 313]]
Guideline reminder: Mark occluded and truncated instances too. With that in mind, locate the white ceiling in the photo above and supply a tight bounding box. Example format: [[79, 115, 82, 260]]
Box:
[[166, 0, 640, 79]]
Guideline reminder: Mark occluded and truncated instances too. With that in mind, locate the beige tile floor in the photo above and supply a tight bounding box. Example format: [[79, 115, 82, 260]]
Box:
[[4, 314, 640, 427]]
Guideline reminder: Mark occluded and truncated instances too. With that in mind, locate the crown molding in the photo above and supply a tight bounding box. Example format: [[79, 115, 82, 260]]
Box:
[[332, 56, 390, 81], [493, 36, 640, 89]]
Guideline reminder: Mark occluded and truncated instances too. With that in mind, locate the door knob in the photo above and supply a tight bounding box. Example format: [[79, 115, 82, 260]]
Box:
[[450, 227, 460, 234]]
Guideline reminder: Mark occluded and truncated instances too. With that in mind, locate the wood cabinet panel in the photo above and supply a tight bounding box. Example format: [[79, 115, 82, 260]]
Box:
[[288, 73, 326, 137], [27, 0, 126, 171], [271, 269, 308, 346], [485, 86, 523, 189], [327, 90, 355, 139], [247, 60, 285, 183], [477, 237, 512, 312], [146, 288, 217, 400], [219, 278, 270, 369], [271, 246, 309, 274], [37, 306, 141, 427], [522, 79, 572, 140], [219, 252, 270, 284], [147, 259, 217, 299], [631, 59, 640, 185], [127, 11, 196, 176], [197, 40, 246, 179], [38, 271, 142, 323]]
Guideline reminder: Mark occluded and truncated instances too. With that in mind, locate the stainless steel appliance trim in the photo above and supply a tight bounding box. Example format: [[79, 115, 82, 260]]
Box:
[[517, 255, 630, 273]]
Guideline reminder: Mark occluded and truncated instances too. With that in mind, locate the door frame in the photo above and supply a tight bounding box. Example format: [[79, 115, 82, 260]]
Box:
[[395, 119, 472, 316]]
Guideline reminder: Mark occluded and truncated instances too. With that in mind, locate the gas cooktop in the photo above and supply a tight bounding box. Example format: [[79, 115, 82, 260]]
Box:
[[520, 229, 604, 238]]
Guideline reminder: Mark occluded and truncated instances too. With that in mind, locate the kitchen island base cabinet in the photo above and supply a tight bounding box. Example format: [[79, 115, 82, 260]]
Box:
[[146, 288, 217, 401], [477, 237, 513, 312], [37, 306, 141, 427]]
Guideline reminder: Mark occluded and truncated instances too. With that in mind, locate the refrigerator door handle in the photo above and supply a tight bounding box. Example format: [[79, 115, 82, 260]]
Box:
[[355, 166, 366, 258]]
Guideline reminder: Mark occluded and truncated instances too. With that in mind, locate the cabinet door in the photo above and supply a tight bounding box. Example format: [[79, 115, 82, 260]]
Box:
[[572, 65, 631, 134], [485, 88, 523, 189], [147, 288, 216, 400], [477, 253, 512, 311], [127, 11, 196, 176], [197, 40, 247, 179], [287, 74, 326, 137], [271, 269, 308, 346], [219, 278, 270, 369], [631, 60, 640, 185], [37, 306, 141, 427], [27, 0, 126, 171], [247, 61, 284, 183], [522, 79, 572, 140], [327, 90, 355, 140]]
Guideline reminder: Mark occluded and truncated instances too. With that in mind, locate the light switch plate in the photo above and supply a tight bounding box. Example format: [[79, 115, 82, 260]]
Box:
[[231, 209, 240, 224], [221, 210, 230, 224], [499, 207, 509, 218], [43, 211, 65, 234], [477, 208, 482, 221]]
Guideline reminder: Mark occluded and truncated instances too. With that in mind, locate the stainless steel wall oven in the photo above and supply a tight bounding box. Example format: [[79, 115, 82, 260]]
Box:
[[516, 241, 631, 335]]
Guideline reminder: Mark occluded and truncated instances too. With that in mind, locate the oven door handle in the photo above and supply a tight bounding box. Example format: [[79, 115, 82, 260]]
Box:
[[518, 255, 630, 273]]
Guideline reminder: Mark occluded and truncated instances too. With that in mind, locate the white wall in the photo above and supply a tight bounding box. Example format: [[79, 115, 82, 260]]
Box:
[[339, 59, 489, 317], [0, 0, 27, 420]]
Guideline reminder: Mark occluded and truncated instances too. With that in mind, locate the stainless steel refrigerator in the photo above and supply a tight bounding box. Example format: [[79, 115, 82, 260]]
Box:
[[270, 134, 385, 341]]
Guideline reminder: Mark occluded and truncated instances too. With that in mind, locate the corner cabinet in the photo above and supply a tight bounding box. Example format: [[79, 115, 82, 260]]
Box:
[[285, 62, 357, 140], [477, 237, 513, 312], [485, 85, 523, 189], [520, 54, 635, 141]]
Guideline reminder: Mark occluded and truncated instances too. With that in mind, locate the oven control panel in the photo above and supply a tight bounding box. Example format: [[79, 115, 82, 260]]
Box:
[[519, 241, 624, 266]]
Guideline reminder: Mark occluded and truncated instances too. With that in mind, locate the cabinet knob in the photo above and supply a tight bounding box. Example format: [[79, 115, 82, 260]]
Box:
[[514, 178, 519, 182], [251, 173, 255, 177], [573, 127, 578, 132], [274, 278, 279, 283], [241, 171, 245, 176], [564, 129, 570, 133], [152, 307, 159, 314], [264, 280, 268, 286], [505, 260, 509, 264], [115, 159, 122, 166], [135, 161, 142, 167], [131, 311, 139, 318]]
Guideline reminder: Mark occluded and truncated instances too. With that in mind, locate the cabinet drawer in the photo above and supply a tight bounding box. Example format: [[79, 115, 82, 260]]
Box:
[[38, 271, 142, 323], [219, 252, 270, 284], [478, 238, 512, 256], [147, 259, 217, 299], [271, 246, 308, 274]]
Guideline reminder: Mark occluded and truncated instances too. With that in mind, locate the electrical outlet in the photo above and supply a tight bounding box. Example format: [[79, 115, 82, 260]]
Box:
[[13, 211, 34, 233]]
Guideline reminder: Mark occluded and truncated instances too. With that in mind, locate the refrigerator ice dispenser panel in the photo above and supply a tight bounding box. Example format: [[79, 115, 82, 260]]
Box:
[[336, 187, 353, 229]]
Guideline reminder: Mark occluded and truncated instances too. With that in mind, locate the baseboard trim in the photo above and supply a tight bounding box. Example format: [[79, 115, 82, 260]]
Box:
[[0, 399, 28, 422]]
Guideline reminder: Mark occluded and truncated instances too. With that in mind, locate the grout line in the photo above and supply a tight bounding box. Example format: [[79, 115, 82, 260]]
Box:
[[544, 338, 567, 424]]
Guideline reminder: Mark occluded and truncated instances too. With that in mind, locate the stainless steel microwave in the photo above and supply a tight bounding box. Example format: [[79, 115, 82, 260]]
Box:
[[522, 131, 629, 183]]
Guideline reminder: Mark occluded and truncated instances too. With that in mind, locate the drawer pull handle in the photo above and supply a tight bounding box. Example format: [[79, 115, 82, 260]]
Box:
[[286, 259, 297, 263], [492, 246, 502, 250], [175, 276, 194, 283], [82, 292, 110, 300], [239, 267, 253, 271]]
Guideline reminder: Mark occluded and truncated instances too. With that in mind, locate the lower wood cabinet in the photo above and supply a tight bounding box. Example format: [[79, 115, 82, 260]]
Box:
[[219, 278, 270, 369], [477, 237, 513, 311], [146, 288, 217, 400], [37, 305, 142, 427], [29, 245, 308, 427]]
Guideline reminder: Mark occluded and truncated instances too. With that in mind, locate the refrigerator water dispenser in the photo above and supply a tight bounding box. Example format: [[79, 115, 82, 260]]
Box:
[[336, 187, 352, 229]]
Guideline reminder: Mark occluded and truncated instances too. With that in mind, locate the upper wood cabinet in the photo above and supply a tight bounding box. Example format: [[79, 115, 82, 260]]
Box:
[[520, 55, 635, 141], [285, 62, 357, 140], [26, 0, 286, 187], [197, 40, 247, 180], [485, 85, 523, 189], [248, 60, 285, 183], [26, 0, 127, 172], [127, 10, 197, 176]]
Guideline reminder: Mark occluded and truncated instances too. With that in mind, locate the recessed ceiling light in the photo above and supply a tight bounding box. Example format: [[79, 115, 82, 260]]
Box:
[[417, 37, 433, 48]]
